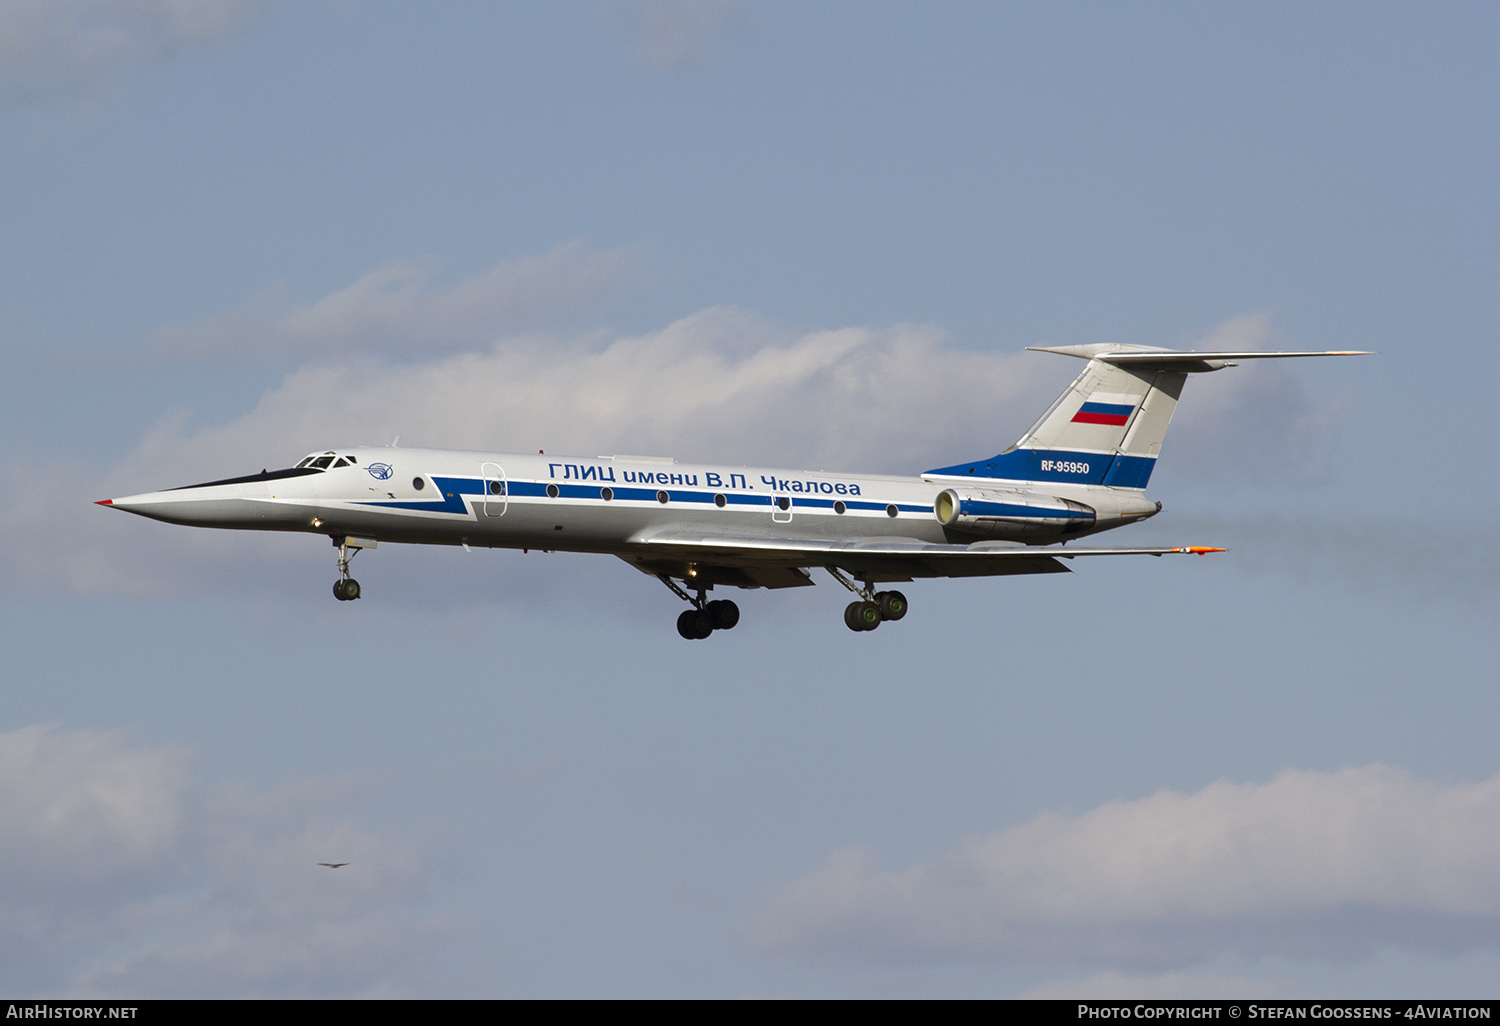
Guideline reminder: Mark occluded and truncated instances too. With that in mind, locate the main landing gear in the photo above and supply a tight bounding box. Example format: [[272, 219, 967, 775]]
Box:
[[659, 574, 740, 640], [331, 536, 372, 602], [827, 566, 907, 632]]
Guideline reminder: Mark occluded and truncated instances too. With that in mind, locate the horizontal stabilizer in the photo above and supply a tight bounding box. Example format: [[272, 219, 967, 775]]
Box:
[[1027, 343, 1371, 373]]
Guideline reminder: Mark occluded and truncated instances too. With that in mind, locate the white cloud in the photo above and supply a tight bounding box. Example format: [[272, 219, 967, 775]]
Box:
[[0, 0, 275, 104], [739, 765, 1500, 968], [129, 264, 1344, 492], [147, 242, 658, 363], [127, 306, 1043, 479], [616, 0, 746, 72], [0, 725, 449, 996]]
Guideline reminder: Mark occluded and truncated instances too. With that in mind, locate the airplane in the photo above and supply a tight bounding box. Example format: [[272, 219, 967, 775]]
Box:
[[97, 343, 1366, 638]]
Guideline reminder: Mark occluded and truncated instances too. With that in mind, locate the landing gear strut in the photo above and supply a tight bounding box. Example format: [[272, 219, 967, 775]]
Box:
[[826, 566, 907, 632], [331, 536, 373, 602], [659, 574, 739, 639]]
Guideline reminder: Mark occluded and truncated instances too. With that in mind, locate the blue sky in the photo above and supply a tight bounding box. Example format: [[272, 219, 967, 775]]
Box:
[[1, 0, 1497, 997]]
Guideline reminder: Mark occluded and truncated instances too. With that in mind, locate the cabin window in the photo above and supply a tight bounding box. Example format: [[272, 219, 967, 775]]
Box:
[[834, 500, 846, 514], [413, 477, 425, 490], [886, 504, 898, 518], [547, 484, 560, 498], [657, 490, 669, 504], [488, 481, 505, 495], [714, 493, 726, 508], [600, 487, 613, 501], [776, 496, 790, 511]]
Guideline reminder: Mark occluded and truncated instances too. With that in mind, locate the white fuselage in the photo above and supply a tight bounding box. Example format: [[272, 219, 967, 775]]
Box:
[[106, 446, 1159, 557]]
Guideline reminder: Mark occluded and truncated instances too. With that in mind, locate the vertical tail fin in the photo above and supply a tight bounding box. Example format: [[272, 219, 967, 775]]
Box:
[[1012, 346, 1186, 475], [924, 344, 1369, 488]]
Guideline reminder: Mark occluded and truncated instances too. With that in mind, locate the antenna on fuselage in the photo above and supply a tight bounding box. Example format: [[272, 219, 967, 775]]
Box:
[[391, 436, 400, 447]]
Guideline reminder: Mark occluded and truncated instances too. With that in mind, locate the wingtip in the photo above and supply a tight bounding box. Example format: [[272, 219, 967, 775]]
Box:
[[1173, 546, 1227, 555]]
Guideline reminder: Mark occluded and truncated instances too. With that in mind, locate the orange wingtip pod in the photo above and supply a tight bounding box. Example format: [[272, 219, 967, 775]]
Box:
[[1172, 546, 1226, 555]]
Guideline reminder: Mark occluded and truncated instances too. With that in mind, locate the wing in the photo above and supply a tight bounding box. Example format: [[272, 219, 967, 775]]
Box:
[[618, 532, 1223, 589]]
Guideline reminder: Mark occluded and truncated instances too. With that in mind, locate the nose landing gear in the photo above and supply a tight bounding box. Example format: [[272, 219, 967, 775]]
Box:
[[659, 574, 740, 639], [331, 536, 375, 602]]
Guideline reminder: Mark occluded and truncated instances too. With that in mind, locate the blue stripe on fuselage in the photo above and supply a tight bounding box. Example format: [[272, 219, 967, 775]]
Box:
[[960, 500, 1092, 520], [1102, 456, 1154, 488], [925, 449, 1156, 487], [355, 476, 934, 516], [359, 475, 482, 513]]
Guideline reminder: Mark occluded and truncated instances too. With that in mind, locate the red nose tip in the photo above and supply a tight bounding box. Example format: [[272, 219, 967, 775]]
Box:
[[95, 499, 113, 505]]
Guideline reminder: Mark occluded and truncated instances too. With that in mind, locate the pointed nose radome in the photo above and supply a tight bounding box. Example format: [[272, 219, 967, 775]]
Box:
[[92, 488, 265, 528], [95, 482, 323, 531], [94, 491, 189, 523]]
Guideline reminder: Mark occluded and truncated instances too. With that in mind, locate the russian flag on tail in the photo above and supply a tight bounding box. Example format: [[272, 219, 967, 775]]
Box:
[[1071, 400, 1135, 426]]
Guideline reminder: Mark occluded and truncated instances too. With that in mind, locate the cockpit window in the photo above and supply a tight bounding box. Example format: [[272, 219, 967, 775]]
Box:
[[295, 451, 351, 471]]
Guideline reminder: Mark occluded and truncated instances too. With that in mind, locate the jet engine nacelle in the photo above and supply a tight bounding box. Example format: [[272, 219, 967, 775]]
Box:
[[933, 487, 1096, 540]]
